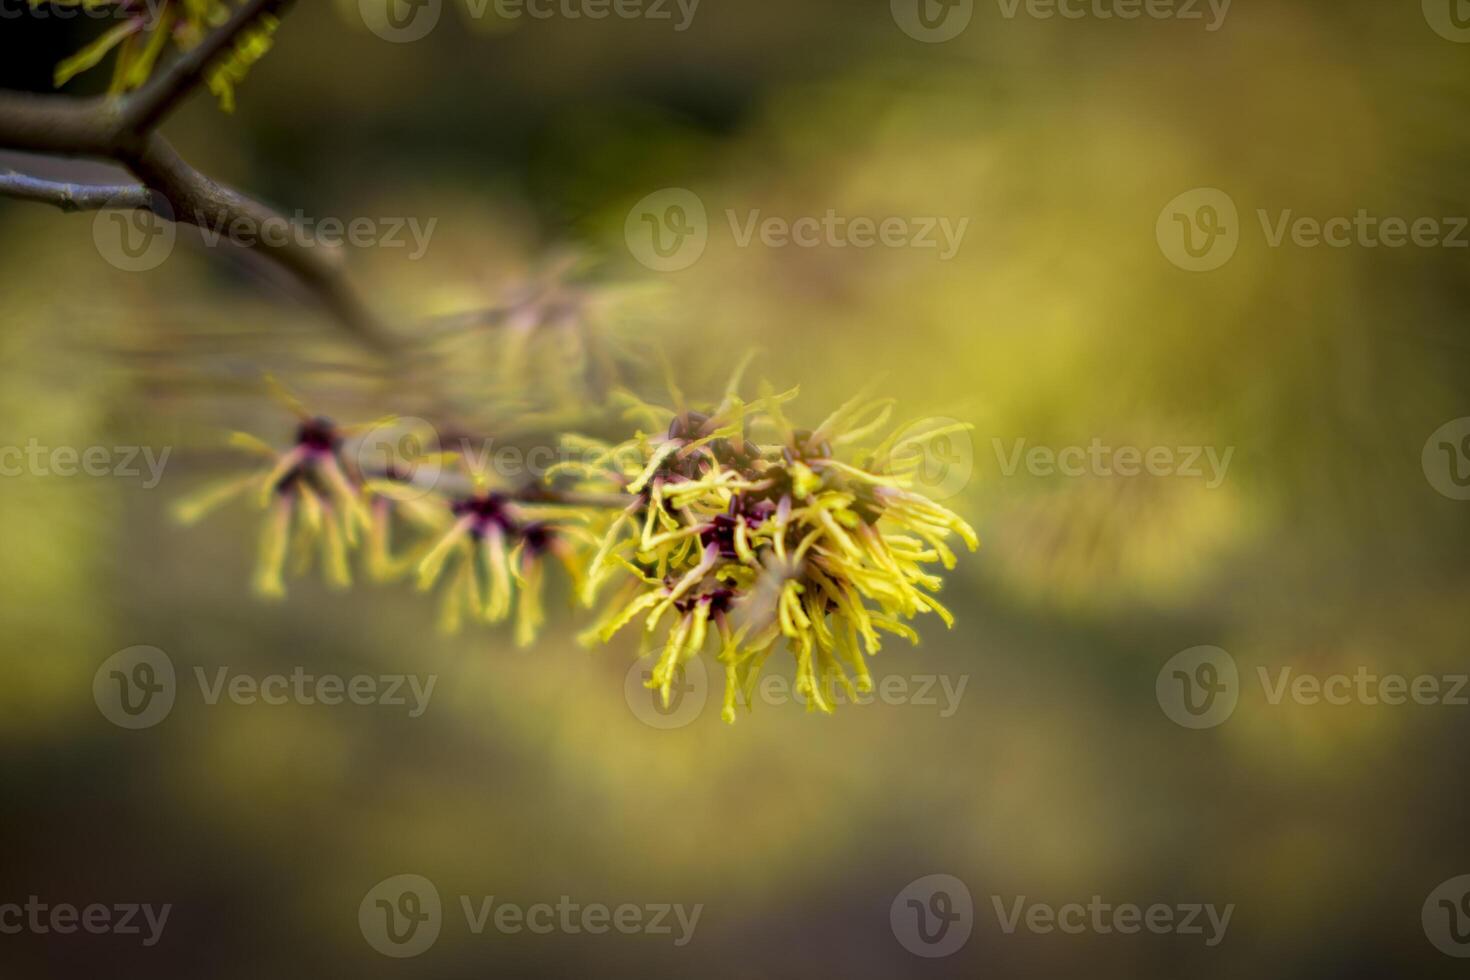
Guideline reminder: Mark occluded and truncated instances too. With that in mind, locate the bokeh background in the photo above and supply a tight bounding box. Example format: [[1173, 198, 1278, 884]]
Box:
[[3, 0, 1470, 976]]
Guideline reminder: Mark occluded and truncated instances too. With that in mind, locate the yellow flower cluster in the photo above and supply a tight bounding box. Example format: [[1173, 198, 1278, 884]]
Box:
[[553, 368, 978, 722], [174, 372, 977, 722], [172, 379, 599, 645]]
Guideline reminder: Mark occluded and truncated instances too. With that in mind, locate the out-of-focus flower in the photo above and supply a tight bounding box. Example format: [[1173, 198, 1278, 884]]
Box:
[[171, 379, 372, 597], [38, 0, 278, 109], [174, 378, 601, 647], [404, 459, 597, 644], [418, 252, 652, 435]]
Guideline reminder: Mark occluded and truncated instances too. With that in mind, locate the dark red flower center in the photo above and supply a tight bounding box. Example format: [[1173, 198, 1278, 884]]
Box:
[[295, 416, 339, 454]]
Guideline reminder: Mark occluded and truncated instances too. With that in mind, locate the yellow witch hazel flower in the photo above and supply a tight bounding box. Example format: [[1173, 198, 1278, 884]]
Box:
[[173, 362, 974, 721], [171, 377, 372, 598], [173, 375, 603, 647], [401, 456, 598, 645], [38, 0, 279, 110], [553, 360, 978, 723]]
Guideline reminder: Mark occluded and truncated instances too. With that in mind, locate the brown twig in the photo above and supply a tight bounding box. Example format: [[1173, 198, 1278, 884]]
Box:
[[0, 91, 122, 156], [0, 168, 155, 212], [0, 0, 396, 355]]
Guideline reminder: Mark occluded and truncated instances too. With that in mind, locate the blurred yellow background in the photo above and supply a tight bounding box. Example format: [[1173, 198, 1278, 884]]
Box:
[[2, 1, 1469, 976]]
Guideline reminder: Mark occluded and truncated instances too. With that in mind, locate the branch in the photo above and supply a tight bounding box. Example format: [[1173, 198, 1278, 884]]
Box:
[[0, 169, 153, 212], [123, 0, 297, 135], [0, 0, 396, 356], [0, 91, 120, 156]]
